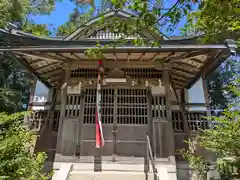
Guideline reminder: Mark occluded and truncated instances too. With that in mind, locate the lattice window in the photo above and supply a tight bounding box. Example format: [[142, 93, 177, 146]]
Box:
[[171, 111, 208, 132], [28, 111, 47, 131], [83, 88, 114, 124], [187, 112, 208, 131], [117, 88, 148, 124], [65, 95, 82, 117], [122, 68, 162, 79], [71, 68, 162, 79], [83, 88, 148, 124], [71, 68, 110, 78], [152, 96, 167, 119], [172, 111, 184, 132]]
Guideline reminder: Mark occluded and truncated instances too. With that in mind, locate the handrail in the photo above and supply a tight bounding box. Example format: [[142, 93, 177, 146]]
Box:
[[145, 134, 158, 180]]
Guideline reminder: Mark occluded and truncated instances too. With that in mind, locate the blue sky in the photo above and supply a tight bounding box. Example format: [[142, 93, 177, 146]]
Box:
[[33, 0, 185, 35]]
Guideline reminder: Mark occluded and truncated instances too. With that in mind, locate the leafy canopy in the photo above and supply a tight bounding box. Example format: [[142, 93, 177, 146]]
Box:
[[0, 112, 51, 180]]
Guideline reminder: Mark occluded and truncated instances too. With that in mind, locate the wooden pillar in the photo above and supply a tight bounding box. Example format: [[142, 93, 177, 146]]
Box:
[[75, 87, 83, 156], [202, 76, 212, 127], [163, 66, 175, 162], [112, 88, 117, 162], [78, 88, 85, 156], [56, 67, 70, 153], [147, 88, 154, 157]]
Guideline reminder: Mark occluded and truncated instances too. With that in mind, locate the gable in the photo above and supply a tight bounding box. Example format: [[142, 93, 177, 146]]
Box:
[[64, 10, 162, 41]]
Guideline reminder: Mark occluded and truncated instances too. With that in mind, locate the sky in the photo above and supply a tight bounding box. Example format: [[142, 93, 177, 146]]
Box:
[[33, 0, 186, 35]]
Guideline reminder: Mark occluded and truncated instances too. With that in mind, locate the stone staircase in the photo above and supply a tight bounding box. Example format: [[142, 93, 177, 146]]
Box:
[[51, 156, 177, 180]]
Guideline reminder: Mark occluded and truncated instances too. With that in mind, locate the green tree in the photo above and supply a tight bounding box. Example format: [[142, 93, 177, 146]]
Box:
[[0, 0, 60, 113], [0, 112, 51, 180], [180, 78, 240, 180], [207, 59, 240, 111]]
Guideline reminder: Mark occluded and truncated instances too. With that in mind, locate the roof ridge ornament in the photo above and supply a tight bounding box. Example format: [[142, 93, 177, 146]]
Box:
[[225, 39, 237, 56]]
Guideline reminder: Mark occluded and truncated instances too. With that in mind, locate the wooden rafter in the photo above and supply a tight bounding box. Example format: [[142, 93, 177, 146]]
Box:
[[42, 68, 63, 76], [151, 53, 159, 61], [16, 52, 64, 63], [189, 57, 206, 64], [140, 52, 145, 61], [48, 74, 63, 83], [171, 74, 188, 82], [172, 77, 187, 84], [29, 59, 44, 65], [171, 68, 195, 78], [172, 66, 196, 75], [171, 71, 193, 80], [169, 50, 208, 62], [36, 62, 61, 72], [55, 53, 71, 62], [173, 61, 200, 71], [71, 53, 81, 61], [163, 52, 175, 62]]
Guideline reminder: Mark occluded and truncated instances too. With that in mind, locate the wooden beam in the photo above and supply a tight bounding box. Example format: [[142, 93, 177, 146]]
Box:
[[163, 69, 175, 159], [16, 52, 64, 63], [151, 53, 159, 61], [48, 73, 63, 81], [140, 52, 145, 61], [36, 62, 61, 72], [70, 60, 166, 69], [71, 53, 82, 61], [29, 59, 44, 65], [171, 69, 195, 78], [42, 68, 63, 76], [169, 50, 209, 62], [173, 61, 200, 71], [172, 67, 196, 75], [164, 52, 175, 62]]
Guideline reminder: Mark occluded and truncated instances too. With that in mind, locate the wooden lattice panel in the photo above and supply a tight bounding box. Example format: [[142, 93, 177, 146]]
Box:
[[122, 68, 162, 79], [83, 88, 148, 124], [83, 88, 114, 124], [117, 88, 148, 124], [172, 111, 184, 132], [152, 95, 167, 119], [187, 112, 208, 131], [71, 68, 162, 79], [28, 111, 47, 131], [65, 95, 82, 117]]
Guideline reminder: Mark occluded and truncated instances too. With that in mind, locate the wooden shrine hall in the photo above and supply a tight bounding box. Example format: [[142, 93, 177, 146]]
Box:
[[0, 10, 236, 179]]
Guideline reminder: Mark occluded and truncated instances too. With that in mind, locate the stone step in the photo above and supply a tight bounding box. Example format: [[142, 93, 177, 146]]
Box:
[[68, 171, 155, 180]]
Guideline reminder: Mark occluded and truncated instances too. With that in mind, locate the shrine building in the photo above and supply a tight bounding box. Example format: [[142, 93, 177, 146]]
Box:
[[0, 10, 236, 180]]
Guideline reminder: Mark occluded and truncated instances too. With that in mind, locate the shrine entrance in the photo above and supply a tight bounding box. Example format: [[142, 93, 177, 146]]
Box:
[[80, 87, 150, 158]]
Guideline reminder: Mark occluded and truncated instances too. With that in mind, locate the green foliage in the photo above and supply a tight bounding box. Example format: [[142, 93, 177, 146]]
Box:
[[0, 112, 51, 180], [207, 60, 240, 110], [180, 147, 209, 180], [184, 0, 240, 43], [0, 54, 33, 113], [181, 78, 240, 180]]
